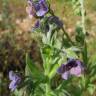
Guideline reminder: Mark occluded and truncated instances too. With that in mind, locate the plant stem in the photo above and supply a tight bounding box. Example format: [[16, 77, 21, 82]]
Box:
[[46, 80, 51, 96], [79, 0, 88, 64], [62, 27, 75, 45], [80, 0, 86, 35], [79, 1, 88, 94], [82, 41, 88, 64]]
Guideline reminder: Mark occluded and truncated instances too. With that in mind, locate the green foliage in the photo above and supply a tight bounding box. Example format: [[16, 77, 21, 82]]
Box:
[[0, 0, 96, 96], [26, 54, 44, 80]]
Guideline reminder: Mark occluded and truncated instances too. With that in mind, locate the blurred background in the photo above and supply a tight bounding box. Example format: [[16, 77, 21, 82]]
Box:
[[0, 0, 96, 95]]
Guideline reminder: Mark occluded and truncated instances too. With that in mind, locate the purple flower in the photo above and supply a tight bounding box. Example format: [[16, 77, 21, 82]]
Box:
[[41, 16, 63, 33], [9, 71, 21, 91], [26, 0, 48, 18], [57, 59, 84, 80], [35, 0, 48, 17], [34, 20, 40, 28], [48, 16, 63, 29], [26, 0, 36, 18]]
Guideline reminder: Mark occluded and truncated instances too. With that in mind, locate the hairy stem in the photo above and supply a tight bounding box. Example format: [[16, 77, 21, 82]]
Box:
[[80, 0, 86, 34], [79, 0, 88, 64]]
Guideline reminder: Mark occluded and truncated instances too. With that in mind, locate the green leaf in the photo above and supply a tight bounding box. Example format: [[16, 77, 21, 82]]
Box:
[[49, 63, 59, 79], [87, 84, 96, 95], [26, 53, 44, 80], [66, 48, 78, 58]]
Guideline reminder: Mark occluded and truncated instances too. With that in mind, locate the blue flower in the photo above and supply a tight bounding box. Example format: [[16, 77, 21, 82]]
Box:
[[57, 59, 84, 80], [9, 71, 21, 91], [26, 0, 48, 18]]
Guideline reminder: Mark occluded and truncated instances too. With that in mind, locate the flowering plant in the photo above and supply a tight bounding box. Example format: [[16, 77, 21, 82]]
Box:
[[9, 0, 96, 96]]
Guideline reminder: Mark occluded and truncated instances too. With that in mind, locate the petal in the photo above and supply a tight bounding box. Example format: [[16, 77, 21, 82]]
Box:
[[36, 0, 48, 16], [39, 0, 45, 3], [15, 76, 21, 84], [26, 6, 35, 18], [35, 3, 41, 11], [57, 64, 65, 74], [9, 81, 17, 91], [70, 65, 82, 77], [62, 71, 70, 80], [36, 10, 47, 17], [9, 71, 15, 80], [27, 0, 33, 6], [34, 20, 40, 28], [26, 0, 36, 18]]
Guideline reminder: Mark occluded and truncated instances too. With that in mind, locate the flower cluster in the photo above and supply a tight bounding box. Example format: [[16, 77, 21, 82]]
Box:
[[26, 0, 49, 30], [26, 0, 48, 18], [26, 0, 63, 31], [57, 59, 84, 80], [9, 71, 21, 91]]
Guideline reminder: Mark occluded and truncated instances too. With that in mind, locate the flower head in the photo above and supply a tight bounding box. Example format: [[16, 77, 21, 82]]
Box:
[[9, 71, 21, 91], [57, 59, 84, 80], [26, 0, 48, 18], [48, 16, 63, 29], [41, 16, 63, 33]]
